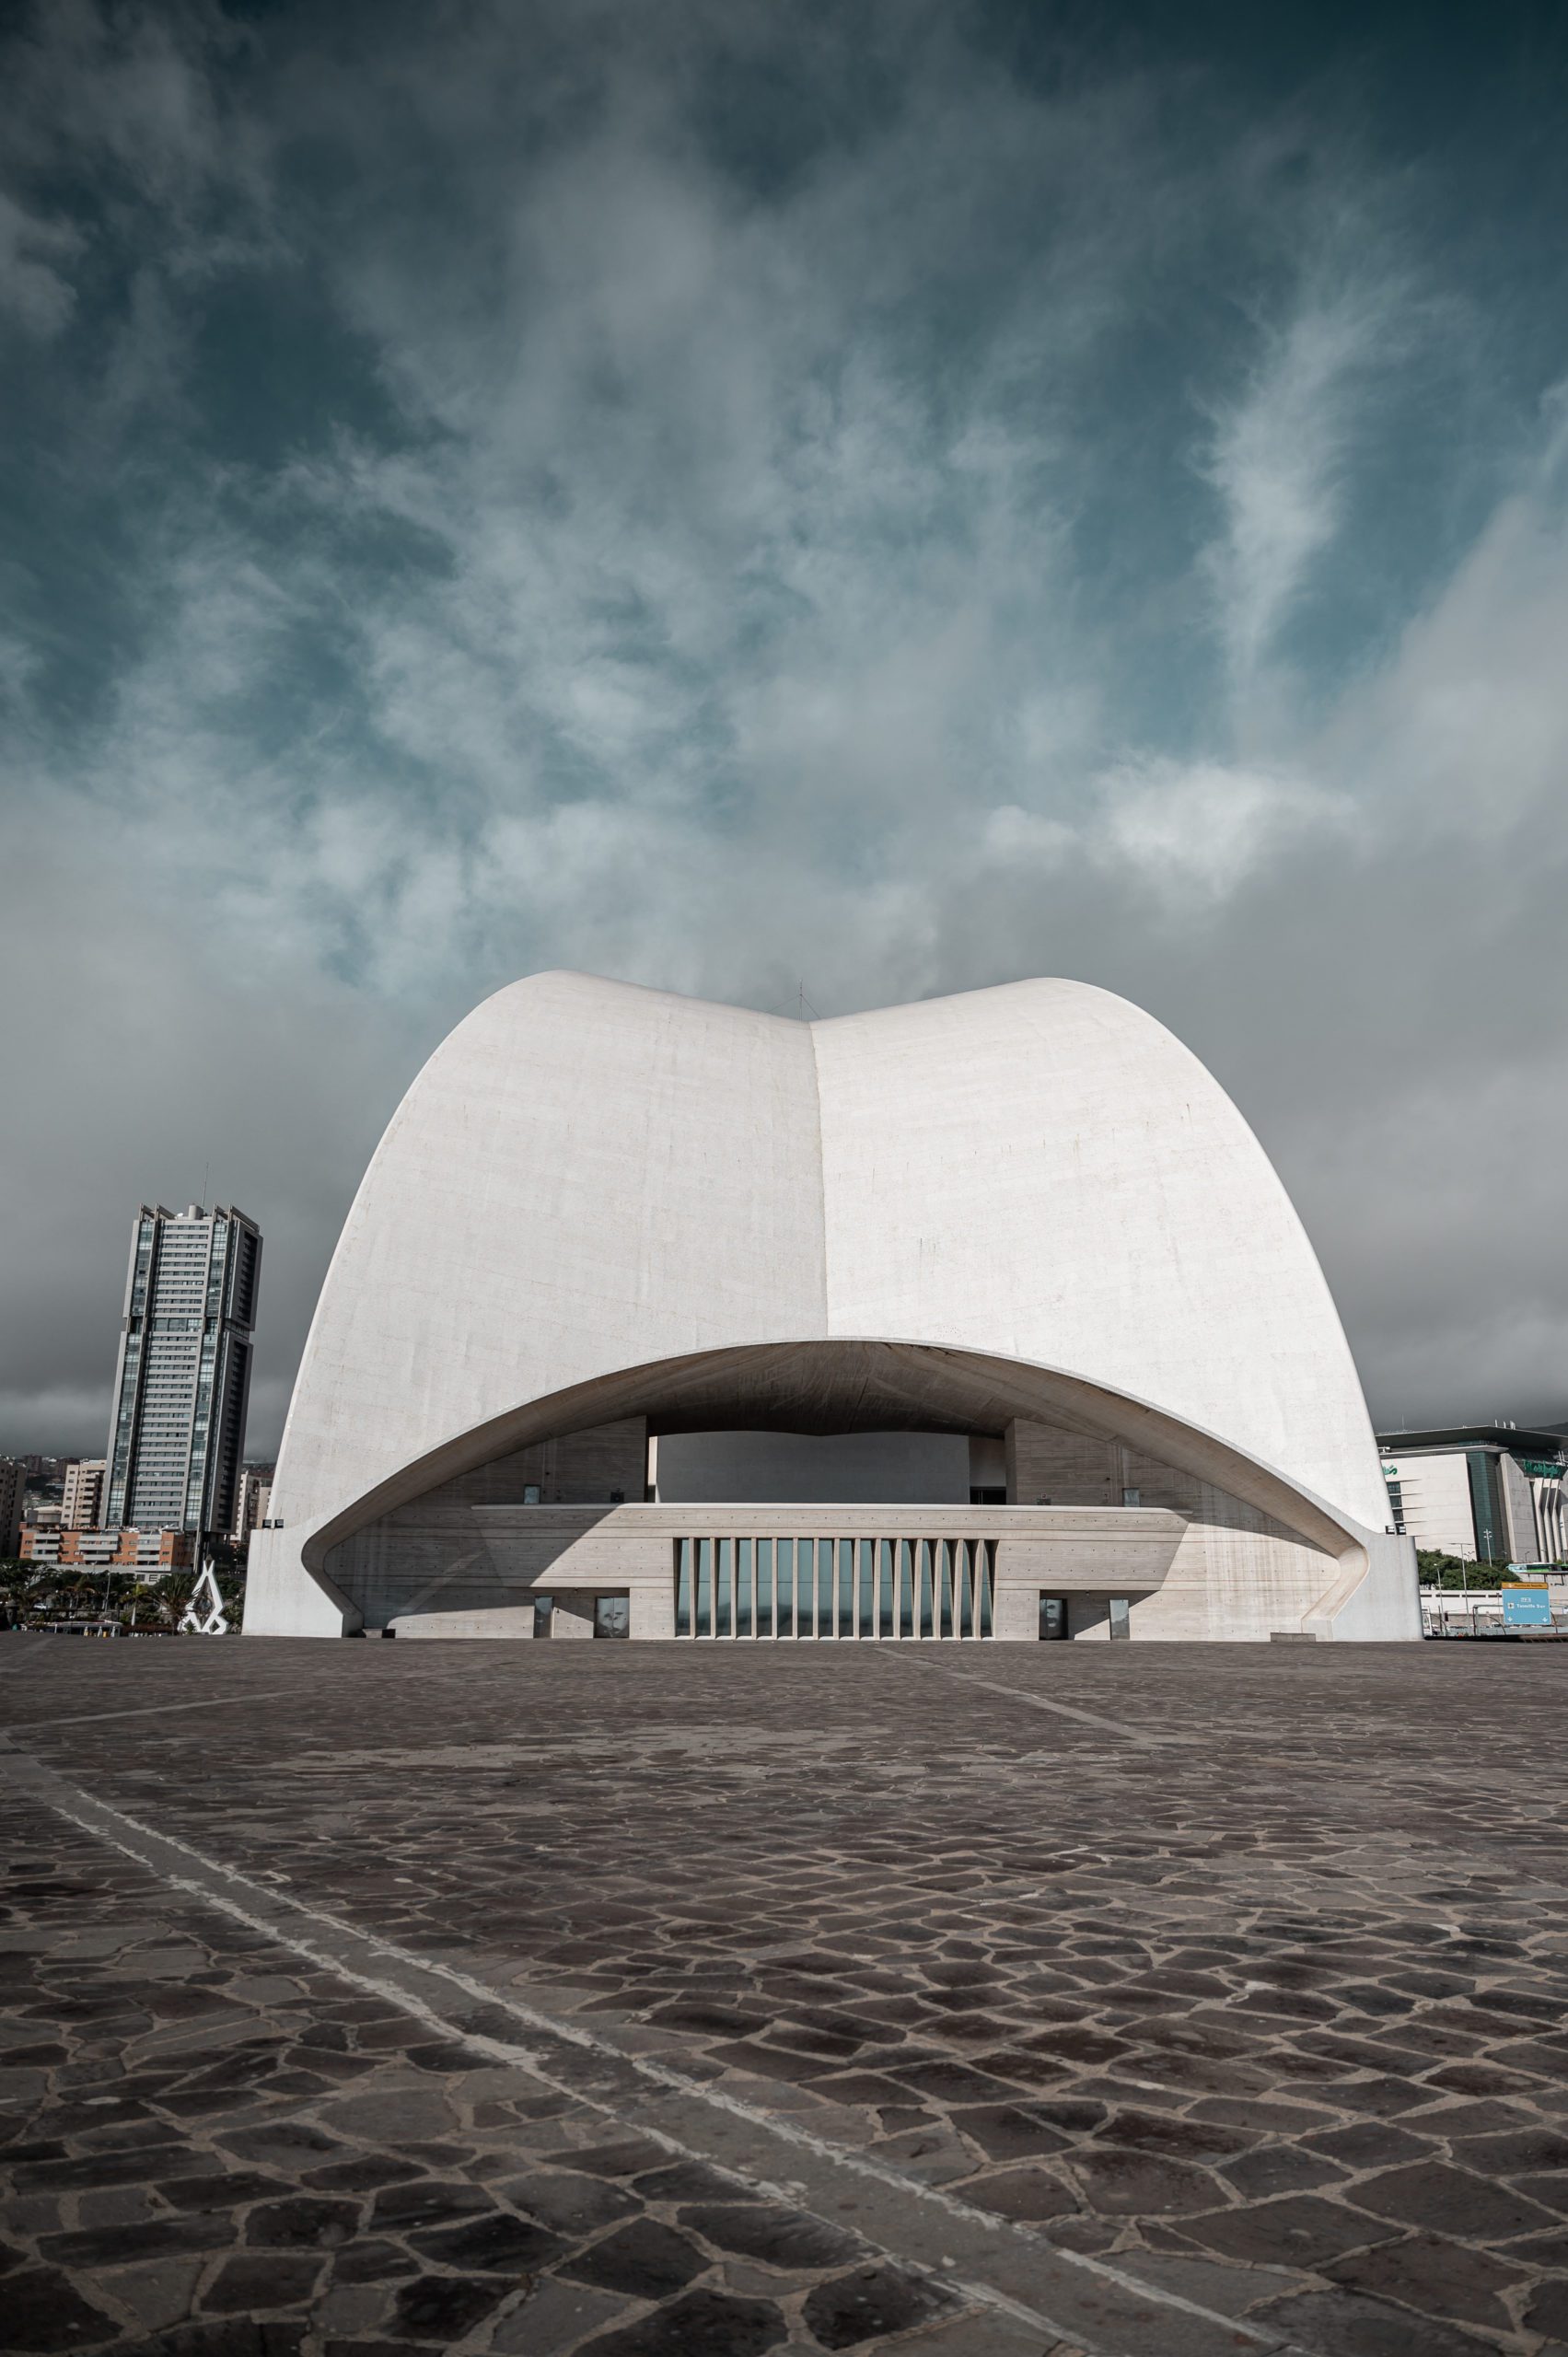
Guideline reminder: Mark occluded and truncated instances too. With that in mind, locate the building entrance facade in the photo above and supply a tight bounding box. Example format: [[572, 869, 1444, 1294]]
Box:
[[674, 1534, 996, 1640], [295, 1405, 1394, 1645]]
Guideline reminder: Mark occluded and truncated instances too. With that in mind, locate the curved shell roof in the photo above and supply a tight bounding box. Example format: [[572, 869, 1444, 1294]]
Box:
[[271, 971, 1388, 1540]]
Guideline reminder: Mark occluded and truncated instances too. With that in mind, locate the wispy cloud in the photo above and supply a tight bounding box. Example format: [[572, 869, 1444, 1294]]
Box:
[[0, 192, 82, 334], [1203, 284, 1398, 713], [2, 0, 1568, 1446]]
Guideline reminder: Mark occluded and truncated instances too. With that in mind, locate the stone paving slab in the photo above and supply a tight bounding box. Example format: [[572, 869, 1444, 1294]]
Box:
[[0, 1794, 1055, 2356], [4, 1638, 1568, 2355]]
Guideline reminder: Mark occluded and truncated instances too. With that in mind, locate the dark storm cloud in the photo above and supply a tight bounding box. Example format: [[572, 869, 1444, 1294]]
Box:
[[3, 0, 1567, 1452]]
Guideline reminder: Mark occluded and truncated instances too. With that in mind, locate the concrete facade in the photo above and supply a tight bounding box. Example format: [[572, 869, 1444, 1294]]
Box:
[[231, 1467, 274, 1541], [61, 1459, 105, 1530], [104, 1203, 262, 1539], [246, 972, 1419, 1643], [20, 1526, 195, 1569], [654, 1430, 973, 1506], [1379, 1424, 1568, 1566]]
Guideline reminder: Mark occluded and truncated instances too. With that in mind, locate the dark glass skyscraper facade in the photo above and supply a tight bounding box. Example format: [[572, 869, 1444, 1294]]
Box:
[[102, 1205, 261, 1539]]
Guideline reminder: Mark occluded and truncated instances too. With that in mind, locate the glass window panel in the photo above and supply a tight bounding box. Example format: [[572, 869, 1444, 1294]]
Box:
[[736, 1538, 752, 1637], [878, 1538, 894, 1637], [958, 1539, 975, 1637], [899, 1540, 913, 1637], [918, 1539, 934, 1637], [820, 1540, 837, 1638], [858, 1538, 874, 1636], [756, 1538, 772, 1638], [939, 1541, 955, 1639], [776, 1538, 794, 1637], [796, 1538, 812, 1637], [838, 1538, 854, 1637], [695, 1538, 712, 1639], [716, 1538, 732, 1637], [979, 1543, 994, 1637], [1109, 1595, 1132, 1642]]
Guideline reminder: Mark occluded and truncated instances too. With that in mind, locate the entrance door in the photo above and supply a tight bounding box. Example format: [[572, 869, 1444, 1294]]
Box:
[[532, 1595, 554, 1640], [594, 1595, 630, 1639], [1038, 1594, 1067, 1641]]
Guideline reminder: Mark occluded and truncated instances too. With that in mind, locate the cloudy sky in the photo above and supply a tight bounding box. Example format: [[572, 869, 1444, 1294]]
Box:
[[4, 0, 1567, 1459]]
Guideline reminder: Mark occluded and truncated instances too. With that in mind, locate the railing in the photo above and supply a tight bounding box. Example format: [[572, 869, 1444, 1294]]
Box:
[[1419, 1584, 1565, 1636]]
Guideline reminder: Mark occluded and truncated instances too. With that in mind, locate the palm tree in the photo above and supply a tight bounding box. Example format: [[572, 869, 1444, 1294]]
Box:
[[0, 1559, 33, 1622], [158, 1570, 198, 1625], [21, 1573, 59, 1623]]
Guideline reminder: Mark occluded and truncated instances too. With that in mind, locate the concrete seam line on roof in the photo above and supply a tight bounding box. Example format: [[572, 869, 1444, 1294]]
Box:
[[807, 1007, 832, 1326], [3, 1742, 1300, 2356]]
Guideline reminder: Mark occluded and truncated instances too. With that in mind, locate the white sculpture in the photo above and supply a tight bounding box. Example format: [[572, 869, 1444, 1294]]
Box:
[[180, 1560, 229, 1635]]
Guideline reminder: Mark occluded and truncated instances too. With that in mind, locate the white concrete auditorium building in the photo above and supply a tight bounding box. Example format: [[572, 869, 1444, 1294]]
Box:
[[245, 973, 1419, 1644]]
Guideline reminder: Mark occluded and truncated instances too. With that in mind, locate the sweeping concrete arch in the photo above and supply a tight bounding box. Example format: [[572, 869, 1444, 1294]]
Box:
[[297, 1337, 1362, 1562], [245, 972, 1418, 1642]]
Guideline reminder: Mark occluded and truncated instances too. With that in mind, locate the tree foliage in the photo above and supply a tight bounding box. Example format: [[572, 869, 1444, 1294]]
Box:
[[1417, 1550, 1530, 1589], [0, 1557, 245, 1631]]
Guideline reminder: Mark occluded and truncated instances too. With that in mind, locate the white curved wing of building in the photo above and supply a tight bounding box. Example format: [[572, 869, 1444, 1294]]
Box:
[[246, 973, 1418, 1643]]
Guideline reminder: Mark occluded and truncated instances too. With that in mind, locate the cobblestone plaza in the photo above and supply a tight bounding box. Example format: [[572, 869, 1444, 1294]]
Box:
[[5, 1639, 1568, 2355]]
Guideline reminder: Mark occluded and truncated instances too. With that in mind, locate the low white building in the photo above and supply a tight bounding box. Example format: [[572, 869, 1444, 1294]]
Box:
[[246, 973, 1419, 1644]]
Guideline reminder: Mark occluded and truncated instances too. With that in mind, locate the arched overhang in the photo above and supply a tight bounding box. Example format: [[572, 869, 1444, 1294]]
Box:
[[298, 1336, 1374, 1585]]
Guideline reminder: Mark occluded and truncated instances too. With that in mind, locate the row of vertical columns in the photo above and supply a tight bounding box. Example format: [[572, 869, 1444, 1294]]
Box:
[[673, 1536, 995, 1638]]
